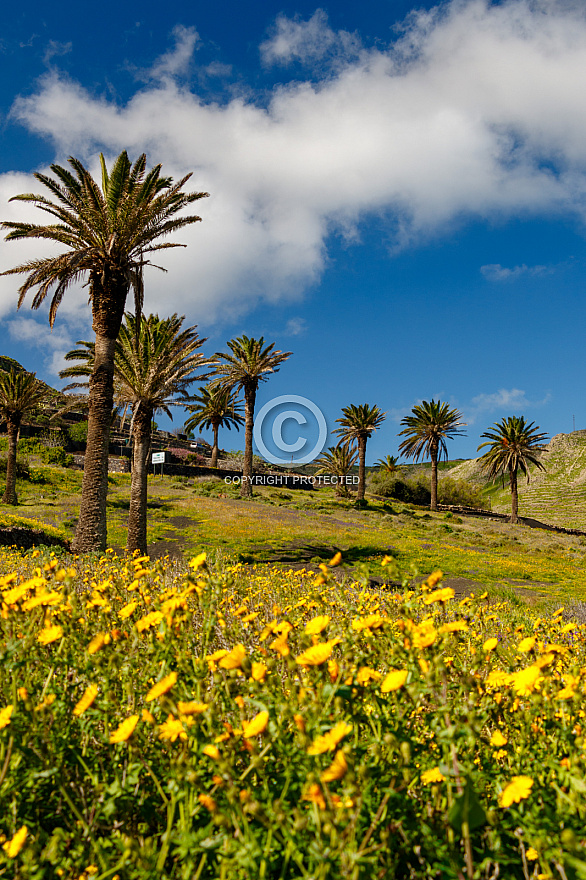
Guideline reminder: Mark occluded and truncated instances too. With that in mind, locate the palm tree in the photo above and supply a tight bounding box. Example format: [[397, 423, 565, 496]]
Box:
[[314, 444, 358, 497], [333, 404, 386, 501], [213, 337, 292, 497], [1, 151, 208, 552], [398, 399, 465, 511], [477, 416, 548, 524], [61, 313, 211, 553], [375, 454, 401, 474], [0, 370, 49, 505], [184, 385, 243, 467]]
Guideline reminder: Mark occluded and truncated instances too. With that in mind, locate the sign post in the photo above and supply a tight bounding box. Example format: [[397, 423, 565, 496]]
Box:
[[152, 451, 165, 478]]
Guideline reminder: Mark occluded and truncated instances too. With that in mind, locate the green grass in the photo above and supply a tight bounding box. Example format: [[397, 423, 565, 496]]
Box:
[[2, 461, 586, 603]]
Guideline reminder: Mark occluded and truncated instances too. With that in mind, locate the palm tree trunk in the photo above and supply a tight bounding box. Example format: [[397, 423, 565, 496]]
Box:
[[241, 383, 256, 498], [72, 279, 127, 553], [211, 423, 219, 468], [430, 445, 439, 511], [2, 416, 20, 505], [509, 468, 519, 524], [357, 436, 367, 501], [127, 404, 153, 554]]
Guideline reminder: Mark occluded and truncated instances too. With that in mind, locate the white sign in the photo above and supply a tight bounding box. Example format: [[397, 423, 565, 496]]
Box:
[[152, 452, 165, 464]]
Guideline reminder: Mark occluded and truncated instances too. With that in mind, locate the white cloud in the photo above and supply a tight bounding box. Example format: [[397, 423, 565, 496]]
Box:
[[144, 25, 200, 82], [465, 388, 551, 424], [43, 40, 72, 66], [6, 316, 78, 379], [283, 317, 307, 336], [4, 0, 586, 334], [260, 9, 361, 67], [480, 263, 554, 281]]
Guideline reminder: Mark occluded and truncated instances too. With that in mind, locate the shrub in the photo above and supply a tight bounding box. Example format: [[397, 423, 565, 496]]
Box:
[[67, 421, 88, 443], [437, 476, 488, 508], [369, 472, 431, 505], [39, 446, 74, 468]]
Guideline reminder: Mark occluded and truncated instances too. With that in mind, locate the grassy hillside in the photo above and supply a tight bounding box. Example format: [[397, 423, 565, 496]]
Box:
[[447, 430, 586, 529], [3, 458, 586, 603]]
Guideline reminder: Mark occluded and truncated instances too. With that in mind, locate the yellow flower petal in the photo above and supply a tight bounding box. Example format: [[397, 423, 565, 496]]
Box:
[[241, 710, 269, 738], [109, 715, 139, 744], [381, 669, 408, 693]]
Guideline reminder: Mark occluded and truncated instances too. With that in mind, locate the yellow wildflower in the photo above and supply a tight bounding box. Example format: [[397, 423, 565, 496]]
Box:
[[34, 694, 56, 712], [320, 750, 347, 782], [308, 721, 352, 755], [119, 601, 138, 620], [526, 847, 539, 861], [511, 665, 542, 696], [411, 620, 437, 649], [37, 625, 63, 645], [269, 633, 290, 656], [17, 688, 27, 700], [328, 659, 339, 682], [303, 784, 326, 809], [355, 667, 382, 685], [0, 705, 13, 730], [517, 637, 536, 653], [136, 611, 164, 632], [251, 661, 268, 682], [177, 701, 208, 716], [352, 613, 385, 631], [329, 552, 342, 566], [146, 672, 177, 702], [109, 715, 139, 744], [305, 615, 330, 635], [425, 570, 443, 588], [87, 632, 110, 654], [499, 776, 533, 807], [198, 793, 216, 812], [296, 639, 340, 667], [158, 714, 187, 742], [219, 644, 247, 670], [203, 744, 221, 760], [485, 670, 511, 688], [423, 587, 454, 605], [421, 767, 445, 784], [241, 711, 269, 738], [490, 730, 508, 747], [189, 552, 207, 569], [141, 709, 156, 724], [381, 669, 408, 693], [3, 826, 27, 858], [483, 638, 499, 652], [440, 620, 468, 634], [73, 685, 98, 717]]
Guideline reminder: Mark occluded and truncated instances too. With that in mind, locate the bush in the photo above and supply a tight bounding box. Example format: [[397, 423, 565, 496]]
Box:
[[437, 476, 488, 509], [39, 446, 74, 468], [369, 472, 431, 505], [67, 421, 88, 443]]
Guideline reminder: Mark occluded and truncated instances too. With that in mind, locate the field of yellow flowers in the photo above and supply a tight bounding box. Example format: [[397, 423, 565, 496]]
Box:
[[1, 546, 586, 879]]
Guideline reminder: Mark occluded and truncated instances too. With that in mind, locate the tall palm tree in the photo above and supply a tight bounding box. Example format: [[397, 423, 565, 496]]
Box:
[[477, 416, 548, 524], [398, 399, 465, 511], [0, 370, 49, 505], [213, 336, 292, 497], [314, 444, 358, 497], [333, 404, 386, 501], [375, 454, 401, 474], [184, 385, 243, 467], [1, 151, 208, 552], [61, 313, 212, 553]]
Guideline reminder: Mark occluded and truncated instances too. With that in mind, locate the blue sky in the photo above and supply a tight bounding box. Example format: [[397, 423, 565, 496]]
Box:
[[1, 0, 586, 464]]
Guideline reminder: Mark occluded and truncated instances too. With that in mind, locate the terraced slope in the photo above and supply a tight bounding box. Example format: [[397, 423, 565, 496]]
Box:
[[446, 430, 586, 530]]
